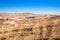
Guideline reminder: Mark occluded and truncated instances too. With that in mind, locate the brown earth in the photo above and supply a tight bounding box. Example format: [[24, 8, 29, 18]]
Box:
[[0, 13, 60, 40]]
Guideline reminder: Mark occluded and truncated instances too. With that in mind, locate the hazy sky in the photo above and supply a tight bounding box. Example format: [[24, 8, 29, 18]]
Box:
[[0, 0, 60, 14]]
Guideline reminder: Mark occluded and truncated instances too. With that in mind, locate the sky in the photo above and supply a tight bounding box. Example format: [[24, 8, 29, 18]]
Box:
[[0, 0, 60, 14]]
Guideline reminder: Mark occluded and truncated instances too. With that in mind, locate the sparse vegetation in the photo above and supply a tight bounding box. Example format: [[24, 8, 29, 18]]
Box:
[[0, 13, 60, 40]]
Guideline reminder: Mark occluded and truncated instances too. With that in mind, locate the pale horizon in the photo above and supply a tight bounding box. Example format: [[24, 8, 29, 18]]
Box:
[[0, 0, 60, 14]]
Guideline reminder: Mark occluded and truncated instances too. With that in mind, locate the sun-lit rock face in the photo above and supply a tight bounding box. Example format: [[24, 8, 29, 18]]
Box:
[[0, 13, 60, 40]]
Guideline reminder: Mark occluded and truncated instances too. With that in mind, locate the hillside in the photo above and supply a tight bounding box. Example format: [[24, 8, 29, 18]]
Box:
[[0, 13, 60, 40]]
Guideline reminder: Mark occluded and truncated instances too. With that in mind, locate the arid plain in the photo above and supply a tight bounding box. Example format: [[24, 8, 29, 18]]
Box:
[[0, 13, 60, 40]]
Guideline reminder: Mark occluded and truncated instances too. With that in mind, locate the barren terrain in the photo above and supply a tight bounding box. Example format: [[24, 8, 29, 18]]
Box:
[[0, 13, 60, 40]]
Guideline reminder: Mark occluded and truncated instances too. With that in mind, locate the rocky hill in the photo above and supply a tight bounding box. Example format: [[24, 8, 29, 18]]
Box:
[[0, 13, 60, 40]]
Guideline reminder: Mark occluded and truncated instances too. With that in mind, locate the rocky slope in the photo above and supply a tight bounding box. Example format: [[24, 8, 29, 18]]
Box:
[[0, 13, 60, 40]]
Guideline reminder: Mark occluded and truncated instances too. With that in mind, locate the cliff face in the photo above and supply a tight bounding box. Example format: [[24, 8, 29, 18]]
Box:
[[0, 13, 60, 40]]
